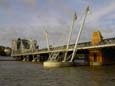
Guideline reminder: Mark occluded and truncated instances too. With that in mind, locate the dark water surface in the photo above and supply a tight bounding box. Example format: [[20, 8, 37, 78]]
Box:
[[0, 56, 115, 86]]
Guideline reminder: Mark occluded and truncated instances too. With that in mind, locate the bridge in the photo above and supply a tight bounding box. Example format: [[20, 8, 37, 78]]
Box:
[[12, 37, 115, 56], [11, 31, 115, 66], [10, 6, 115, 66]]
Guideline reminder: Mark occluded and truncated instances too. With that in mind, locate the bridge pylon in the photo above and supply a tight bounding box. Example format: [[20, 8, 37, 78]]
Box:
[[89, 31, 103, 66]]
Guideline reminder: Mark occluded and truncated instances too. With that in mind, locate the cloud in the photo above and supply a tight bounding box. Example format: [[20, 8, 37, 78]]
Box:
[[0, 0, 72, 47], [19, 0, 37, 8], [0, 0, 10, 8], [0, 0, 12, 15], [75, 1, 115, 39], [86, 1, 115, 27], [0, 0, 115, 48]]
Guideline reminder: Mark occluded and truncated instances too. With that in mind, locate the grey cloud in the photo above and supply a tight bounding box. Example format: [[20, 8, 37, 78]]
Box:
[[19, 0, 37, 9], [0, 0, 10, 8], [0, 0, 114, 48], [0, 0, 12, 15]]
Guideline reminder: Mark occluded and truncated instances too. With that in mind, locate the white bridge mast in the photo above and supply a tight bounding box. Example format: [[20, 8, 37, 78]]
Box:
[[63, 13, 77, 62], [45, 30, 50, 51], [70, 6, 90, 62]]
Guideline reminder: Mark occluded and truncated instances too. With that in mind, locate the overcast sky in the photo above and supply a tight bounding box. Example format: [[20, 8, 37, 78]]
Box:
[[0, 0, 115, 48]]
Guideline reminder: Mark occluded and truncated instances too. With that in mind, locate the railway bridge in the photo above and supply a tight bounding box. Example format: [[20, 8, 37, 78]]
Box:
[[11, 31, 115, 66]]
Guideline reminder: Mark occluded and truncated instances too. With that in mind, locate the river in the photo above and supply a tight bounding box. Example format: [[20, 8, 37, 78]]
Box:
[[0, 56, 115, 86]]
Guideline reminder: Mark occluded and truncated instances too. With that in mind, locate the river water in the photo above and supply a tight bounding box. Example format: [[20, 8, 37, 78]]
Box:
[[0, 56, 115, 86]]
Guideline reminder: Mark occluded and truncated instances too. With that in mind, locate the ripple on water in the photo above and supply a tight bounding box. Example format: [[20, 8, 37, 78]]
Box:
[[0, 57, 115, 86]]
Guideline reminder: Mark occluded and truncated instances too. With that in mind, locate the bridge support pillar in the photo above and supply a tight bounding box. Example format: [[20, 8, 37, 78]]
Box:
[[32, 55, 36, 62], [26, 56, 30, 62], [22, 56, 26, 62], [89, 31, 103, 66], [36, 55, 40, 62], [89, 49, 103, 66], [16, 56, 23, 61]]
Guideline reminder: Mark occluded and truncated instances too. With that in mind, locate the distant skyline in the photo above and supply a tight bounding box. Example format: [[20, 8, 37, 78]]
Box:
[[0, 0, 115, 48]]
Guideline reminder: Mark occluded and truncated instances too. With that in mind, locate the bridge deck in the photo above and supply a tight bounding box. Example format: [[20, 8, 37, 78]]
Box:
[[12, 40, 115, 56]]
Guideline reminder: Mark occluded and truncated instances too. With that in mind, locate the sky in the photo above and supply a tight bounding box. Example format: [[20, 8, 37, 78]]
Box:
[[0, 0, 115, 48]]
